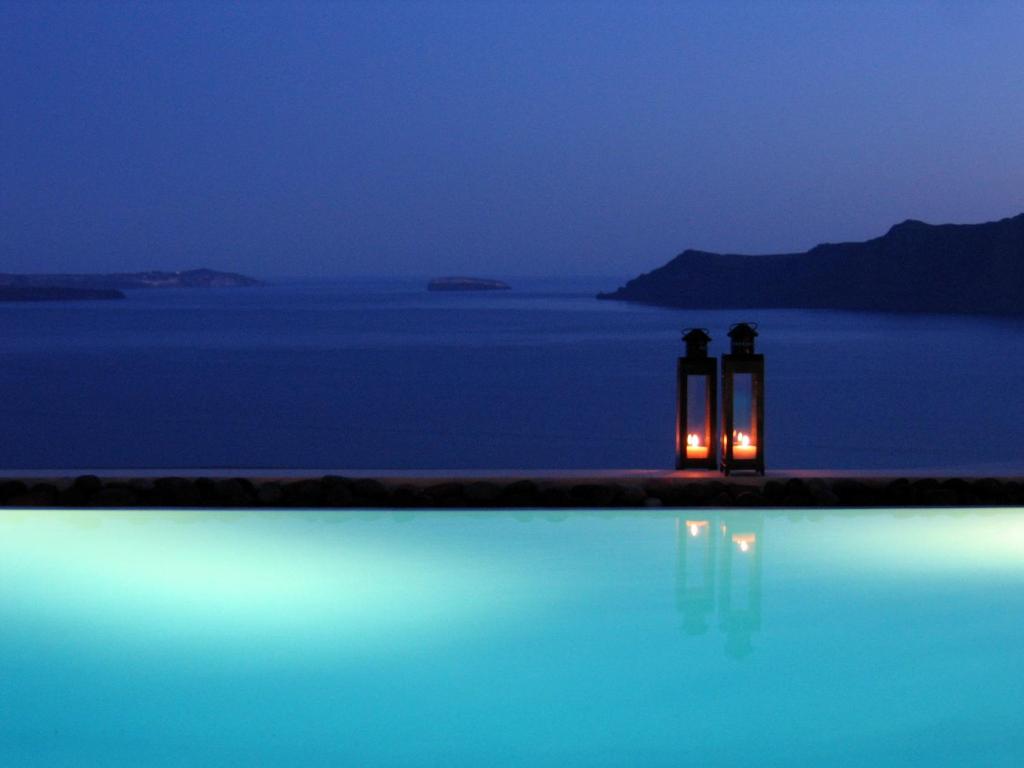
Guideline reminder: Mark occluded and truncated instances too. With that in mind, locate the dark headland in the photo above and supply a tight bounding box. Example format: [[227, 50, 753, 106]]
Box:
[[598, 213, 1024, 315], [0, 286, 126, 302], [428, 277, 510, 291], [0, 268, 262, 301]]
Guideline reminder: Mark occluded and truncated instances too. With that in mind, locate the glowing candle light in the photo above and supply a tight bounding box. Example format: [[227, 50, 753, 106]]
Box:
[[685, 433, 709, 460], [732, 431, 757, 460]]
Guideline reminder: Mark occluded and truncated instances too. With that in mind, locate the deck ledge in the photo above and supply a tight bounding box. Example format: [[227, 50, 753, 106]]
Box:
[[0, 471, 1021, 508]]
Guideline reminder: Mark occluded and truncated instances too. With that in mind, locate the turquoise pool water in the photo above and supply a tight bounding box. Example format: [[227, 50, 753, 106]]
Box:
[[1, 507, 1022, 766]]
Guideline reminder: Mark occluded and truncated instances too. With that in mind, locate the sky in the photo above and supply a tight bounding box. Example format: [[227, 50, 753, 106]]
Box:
[[2, 1, 1023, 278]]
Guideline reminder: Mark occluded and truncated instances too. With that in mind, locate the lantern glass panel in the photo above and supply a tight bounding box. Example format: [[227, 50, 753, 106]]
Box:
[[730, 373, 758, 447], [685, 375, 710, 449]]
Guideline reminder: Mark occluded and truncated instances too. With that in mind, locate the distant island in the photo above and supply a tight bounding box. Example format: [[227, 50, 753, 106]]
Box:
[[428, 277, 510, 291], [0, 286, 125, 302], [0, 268, 262, 292], [598, 213, 1024, 315]]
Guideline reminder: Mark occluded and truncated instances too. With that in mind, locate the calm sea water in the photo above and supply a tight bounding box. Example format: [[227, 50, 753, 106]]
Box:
[[0, 278, 1022, 471], [1, 506, 1022, 766]]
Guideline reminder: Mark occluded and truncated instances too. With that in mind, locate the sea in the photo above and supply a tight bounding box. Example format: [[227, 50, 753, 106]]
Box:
[[1, 277, 1021, 473]]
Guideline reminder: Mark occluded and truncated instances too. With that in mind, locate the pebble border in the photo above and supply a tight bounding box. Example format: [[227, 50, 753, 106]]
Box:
[[0, 475, 1022, 508]]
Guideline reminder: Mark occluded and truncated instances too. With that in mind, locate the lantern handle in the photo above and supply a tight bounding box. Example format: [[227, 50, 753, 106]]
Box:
[[728, 322, 758, 332]]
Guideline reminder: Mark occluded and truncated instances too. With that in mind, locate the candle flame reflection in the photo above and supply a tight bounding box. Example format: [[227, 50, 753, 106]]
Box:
[[733, 533, 756, 553], [686, 520, 708, 538]]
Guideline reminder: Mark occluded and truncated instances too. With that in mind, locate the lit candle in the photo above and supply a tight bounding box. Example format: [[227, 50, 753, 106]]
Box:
[[685, 433, 708, 460], [732, 431, 757, 460]]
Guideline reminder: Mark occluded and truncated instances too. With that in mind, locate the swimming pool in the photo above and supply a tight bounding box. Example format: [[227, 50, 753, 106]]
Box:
[[1, 507, 1021, 766]]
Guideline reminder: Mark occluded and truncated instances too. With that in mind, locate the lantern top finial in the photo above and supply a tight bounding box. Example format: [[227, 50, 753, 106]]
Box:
[[681, 327, 711, 358], [727, 322, 758, 355]]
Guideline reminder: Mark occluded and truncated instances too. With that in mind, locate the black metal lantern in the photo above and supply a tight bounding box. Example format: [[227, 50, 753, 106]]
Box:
[[721, 322, 764, 475], [676, 328, 717, 470]]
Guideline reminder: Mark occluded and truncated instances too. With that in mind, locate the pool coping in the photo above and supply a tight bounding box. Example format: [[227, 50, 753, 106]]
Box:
[[1, 471, 1021, 508]]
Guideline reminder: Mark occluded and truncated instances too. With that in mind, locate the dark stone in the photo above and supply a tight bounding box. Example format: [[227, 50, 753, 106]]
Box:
[[806, 480, 839, 506], [784, 478, 807, 494], [212, 479, 255, 506], [941, 478, 971, 497], [0, 480, 28, 501], [391, 485, 426, 508], [884, 479, 912, 505], [710, 491, 733, 506], [832, 479, 873, 506], [762, 481, 786, 503], [642, 482, 676, 505], [7, 489, 58, 506], [501, 493, 534, 507], [464, 482, 502, 505], [923, 488, 960, 506], [256, 482, 284, 506], [734, 491, 764, 507], [569, 484, 617, 507], [674, 482, 714, 506], [972, 478, 1005, 501], [501, 480, 538, 499], [781, 493, 811, 507], [320, 475, 353, 490], [90, 487, 139, 507], [153, 477, 188, 492], [538, 486, 571, 507], [324, 484, 354, 506], [193, 478, 217, 504], [150, 477, 202, 506], [1006, 481, 1024, 505], [424, 482, 465, 504], [778, 479, 812, 507], [285, 480, 325, 507], [911, 479, 940, 504], [351, 479, 388, 504], [617, 484, 647, 507], [72, 475, 103, 495]]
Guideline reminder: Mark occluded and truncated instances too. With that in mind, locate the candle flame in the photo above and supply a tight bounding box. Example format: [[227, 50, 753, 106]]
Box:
[[686, 433, 701, 448], [733, 431, 751, 447]]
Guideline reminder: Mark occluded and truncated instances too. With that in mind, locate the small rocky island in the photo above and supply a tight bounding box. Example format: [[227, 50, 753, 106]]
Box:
[[428, 277, 510, 291], [599, 213, 1024, 315], [0, 268, 262, 301], [0, 286, 126, 302]]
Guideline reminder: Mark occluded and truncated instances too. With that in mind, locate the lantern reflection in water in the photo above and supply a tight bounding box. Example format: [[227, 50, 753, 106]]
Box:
[[675, 511, 763, 657], [675, 518, 716, 635]]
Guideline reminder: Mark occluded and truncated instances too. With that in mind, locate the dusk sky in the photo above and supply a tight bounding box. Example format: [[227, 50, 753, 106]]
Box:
[[3, 1, 1023, 278]]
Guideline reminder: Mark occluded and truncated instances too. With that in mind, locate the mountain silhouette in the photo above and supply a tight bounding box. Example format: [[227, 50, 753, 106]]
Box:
[[598, 213, 1024, 314]]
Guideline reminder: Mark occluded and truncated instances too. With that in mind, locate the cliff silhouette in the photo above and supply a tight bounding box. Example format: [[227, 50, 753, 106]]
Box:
[[598, 213, 1024, 315]]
